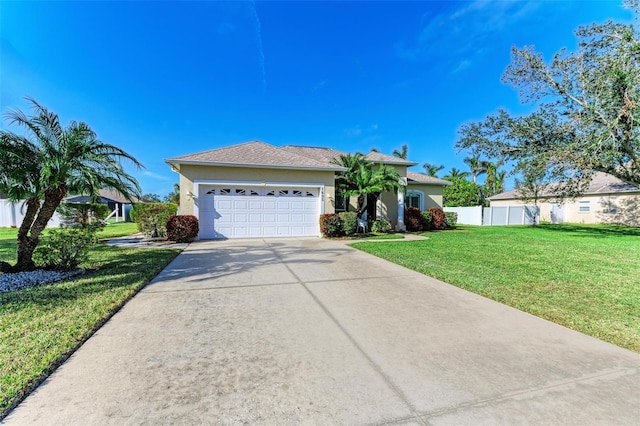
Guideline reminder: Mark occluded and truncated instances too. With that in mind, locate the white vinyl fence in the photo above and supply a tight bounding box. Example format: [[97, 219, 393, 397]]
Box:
[[444, 205, 539, 226], [444, 206, 483, 226], [483, 205, 539, 226], [0, 199, 62, 228]]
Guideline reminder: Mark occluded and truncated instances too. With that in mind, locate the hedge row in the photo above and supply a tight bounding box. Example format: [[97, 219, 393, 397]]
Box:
[[405, 207, 457, 231], [131, 203, 198, 242], [319, 212, 392, 237]]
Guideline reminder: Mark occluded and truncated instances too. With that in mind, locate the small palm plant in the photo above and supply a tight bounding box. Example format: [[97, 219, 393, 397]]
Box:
[[0, 98, 143, 272]]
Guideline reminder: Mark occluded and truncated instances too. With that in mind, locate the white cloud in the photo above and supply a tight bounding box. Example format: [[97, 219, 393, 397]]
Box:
[[397, 0, 541, 70], [141, 171, 172, 181]]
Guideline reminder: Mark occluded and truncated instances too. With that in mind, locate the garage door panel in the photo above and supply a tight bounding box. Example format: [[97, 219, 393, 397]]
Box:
[[233, 213, 248, 223], [233, 200, 248, 209], [199, 186, 320, 239]]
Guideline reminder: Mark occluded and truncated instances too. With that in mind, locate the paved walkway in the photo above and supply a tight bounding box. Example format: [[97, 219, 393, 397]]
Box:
[[5, 238, 640, 424]]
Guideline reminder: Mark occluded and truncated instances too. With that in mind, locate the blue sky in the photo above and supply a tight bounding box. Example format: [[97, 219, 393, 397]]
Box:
[[0, 1, 634, 196]]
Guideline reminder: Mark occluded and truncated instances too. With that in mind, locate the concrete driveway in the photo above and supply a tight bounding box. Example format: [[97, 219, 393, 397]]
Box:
[[5, 238, 640, 425]]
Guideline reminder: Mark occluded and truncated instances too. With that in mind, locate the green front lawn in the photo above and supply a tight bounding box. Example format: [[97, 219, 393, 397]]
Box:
[[0, 225, 178, 418], [353, 224, 640, 353]]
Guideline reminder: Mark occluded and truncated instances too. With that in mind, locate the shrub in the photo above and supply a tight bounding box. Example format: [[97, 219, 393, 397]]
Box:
[[428, 207, 447, 230], [166, 215, 199, 242], [319, 213, 344, 237], [371, 218, 392, 233], [58, 202, 110, 228], [131, 203, 178, 238], [34, 227, 98, 271], [338, 211, 358, 236], [444, 211, 458, 229], [422, 210, 433, 230], [405, 207, 425, 231]]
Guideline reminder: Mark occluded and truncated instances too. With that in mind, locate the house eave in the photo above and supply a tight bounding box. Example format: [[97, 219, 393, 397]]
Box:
[[165, 159, 346, 172]]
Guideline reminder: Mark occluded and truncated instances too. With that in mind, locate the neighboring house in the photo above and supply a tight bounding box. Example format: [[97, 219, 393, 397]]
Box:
[[166, 141, 451, 239], [488, 172, 640, 226], [66, 189, 144, 222]]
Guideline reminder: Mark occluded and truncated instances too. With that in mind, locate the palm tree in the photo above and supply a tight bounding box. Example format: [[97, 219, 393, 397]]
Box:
[[444, 167, 470, 181], [484, 160, 506, 196], [331, 154, 401, 217], [464, 155, 489, 183], [0, 98, 142, 272], [392, 144, 408, 159], [164, 182, 180, 204], [423, 162, 444, 177]]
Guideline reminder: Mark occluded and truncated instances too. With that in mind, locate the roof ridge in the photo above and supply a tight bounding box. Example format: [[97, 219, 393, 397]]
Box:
[[169, 140, 270, 160]]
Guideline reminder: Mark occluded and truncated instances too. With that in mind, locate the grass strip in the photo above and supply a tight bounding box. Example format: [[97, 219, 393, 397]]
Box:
[[353, 224, 640, 353], [0, 242, 179, 418]]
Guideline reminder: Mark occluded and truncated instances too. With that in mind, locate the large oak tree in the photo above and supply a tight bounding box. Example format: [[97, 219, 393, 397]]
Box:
[[457, 1, 640, 196]]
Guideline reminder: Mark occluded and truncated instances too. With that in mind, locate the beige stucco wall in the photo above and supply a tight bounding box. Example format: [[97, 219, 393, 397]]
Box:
[[490, 193, 640, 226], [177, 164, 336, 215], [407, 184, 445, 210]]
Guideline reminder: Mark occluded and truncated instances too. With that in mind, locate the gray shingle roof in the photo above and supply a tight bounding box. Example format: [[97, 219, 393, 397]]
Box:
[[167, 141, 424, 171], [365, 151, 418, 166], [167, 141, 345, 171], [489, 172, 640, 200], [407, 171, 452, 186], [280, 145, 348, 164], [66, 189, 143, 204]]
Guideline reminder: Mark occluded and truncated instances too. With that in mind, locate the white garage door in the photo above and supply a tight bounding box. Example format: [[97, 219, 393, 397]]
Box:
[[198, 186, 320, 239]]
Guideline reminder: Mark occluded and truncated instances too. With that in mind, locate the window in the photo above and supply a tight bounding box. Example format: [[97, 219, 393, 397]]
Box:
[[579, 200, 590, 213], [406, 191, 423, 210], [334, 190, 347, 211]]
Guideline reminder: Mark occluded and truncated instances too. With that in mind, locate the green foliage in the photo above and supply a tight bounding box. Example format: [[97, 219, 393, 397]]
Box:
[[34, 227, 99, 271], [443, 178, 483, 207], [57, 203, 110, 228], [163, 183, 180, 205], [166, 215, 199, 243], [0, 98, 142, 271], [332, 153, 401, 214], [142, 193, 161, 202], [131, 203, 178, 238], [428, 207, 447, 230], [423, 163, 444, 178], [338, 211, 358, 235], [444, 167, 470, 180], [457, 2, 640, 194], [371, 218, 392, 233], [319, 213, 344, 237], [405, 207, 425, 231], [421, 210, 433, 230], [444, 211, 458, 229]]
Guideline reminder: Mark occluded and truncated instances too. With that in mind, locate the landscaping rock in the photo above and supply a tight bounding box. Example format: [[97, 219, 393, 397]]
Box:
[[0, 269, 84, 293]]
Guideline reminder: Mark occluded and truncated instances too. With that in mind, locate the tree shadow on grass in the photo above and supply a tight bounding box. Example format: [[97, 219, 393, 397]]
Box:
[[0, 246, 178, 312], [536, 223, 640, 238]]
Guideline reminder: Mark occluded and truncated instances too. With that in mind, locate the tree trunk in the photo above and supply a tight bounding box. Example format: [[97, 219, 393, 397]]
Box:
[[12, 198, 41, 272], [12, 187, 67, 272]]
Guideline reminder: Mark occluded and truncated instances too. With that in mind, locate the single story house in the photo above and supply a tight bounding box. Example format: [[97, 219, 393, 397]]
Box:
[[488, 172, 640, 226], [66, 189, 144, 222], [166, 141, 451, 239]]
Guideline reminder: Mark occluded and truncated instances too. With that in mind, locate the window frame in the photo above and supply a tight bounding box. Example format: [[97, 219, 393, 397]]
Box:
[[406, 190, 424, 211], [578, 200, 590, 213]]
